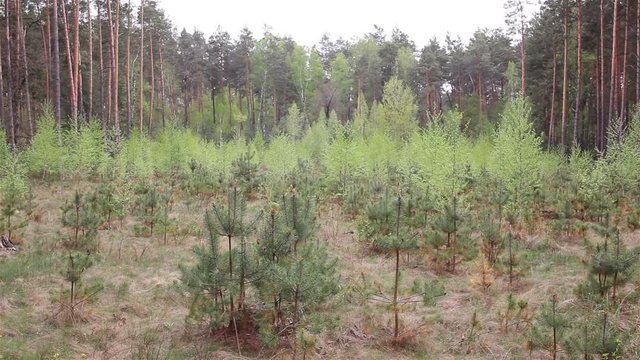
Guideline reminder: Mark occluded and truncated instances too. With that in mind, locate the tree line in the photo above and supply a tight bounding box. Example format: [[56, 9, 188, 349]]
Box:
[[1, 0, 638, 152]]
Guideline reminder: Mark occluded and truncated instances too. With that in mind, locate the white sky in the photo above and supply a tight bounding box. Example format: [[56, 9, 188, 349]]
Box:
[[159, 0, 536, 48]]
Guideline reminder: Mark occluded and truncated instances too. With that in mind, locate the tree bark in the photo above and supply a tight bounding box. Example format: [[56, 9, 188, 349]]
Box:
[[599, 0, 606, 150], [520, 10, 527, 95], [60, 0, 77, 120], [620, 0, 630, 123], [97, 0, 105, 128], [20, 20, 33, 138], [560, 0, 569, 149], [52, 0, 61, 134], [72, 0, 80, 119], [159, 45, 165, 128], [549, 50, 557, 149], [44, 0, 51, 101], [573, 0, 583, 148], [637, 0, 640, 104], [125, 0, 131, 136], [5, 0, 15, 147], [0, 21, 5, 144], [106, 0, 120, 135], [148, 30, 154, 133], [608, 0, 619, 135], [139, 0, 144, 132], [88, 1, 93, 118]]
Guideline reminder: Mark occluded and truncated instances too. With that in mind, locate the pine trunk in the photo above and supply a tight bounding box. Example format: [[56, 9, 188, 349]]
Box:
[[5, 0, 15, 146], [573, 0, 583, 148], [549, 51, 557, 149], [637, 0, 640, 104], [159, 46, 165, 128], [148, 31, 154, 133], [73, 0, 80, 119], [60, 0, 77, 120], [139, 0, 144, 132], [125, 0, 131, 136], [52, 0, 61, 132], [599, 0, 606, 150], [0, 23, 5, 143], [97, 0, 105, 129], [608, 0, 619, 135], [88, 2, 93, 118], [620, 0, 629, 123], [561, 1, 569, 149], [20, 24, 33, 138]]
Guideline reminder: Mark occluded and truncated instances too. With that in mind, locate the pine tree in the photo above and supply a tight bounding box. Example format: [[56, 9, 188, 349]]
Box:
[[528, 295, 569, 360], [61, 191, 100, 252], [0, 153, 29, 241], [180, 207, 228, 329]]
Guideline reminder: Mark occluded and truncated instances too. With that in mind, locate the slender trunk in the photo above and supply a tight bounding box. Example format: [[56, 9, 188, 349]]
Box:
[[73, 0, 80, 119], [148, 31, 154, 133], [561, 1, 569, 149], [125, 0, 131, 136], [549, 51, 557, 149], [599, 0, 606, 150], [139, 0, 144, 132], [106, 0, 120, 135], [113, 0, 120, 134], [88, 2, 93, 118], [620, 0, 630, 123], [61, 0, 77, 119], [52, 0, 61, 133], [520, 19, 526, 95], [20, 25, 32, 139], [393, 247, 400, 339], [45, 0, 51, 101], [5, 0, 15, 147], [609, 0, 619, 133], [159, 46, 165, 128], [0, 24, 5, 143], [97, 0, 105, 129], [637, 0, 640, 104], [596, 52, 601, 149], [573, 0, 583, 148]]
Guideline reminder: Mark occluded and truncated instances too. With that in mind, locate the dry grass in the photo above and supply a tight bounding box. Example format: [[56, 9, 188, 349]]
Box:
[[1, 179, 639, 359]]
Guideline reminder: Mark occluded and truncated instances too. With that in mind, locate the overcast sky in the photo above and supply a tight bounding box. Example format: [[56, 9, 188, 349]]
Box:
[[159, 0, 538, 48]]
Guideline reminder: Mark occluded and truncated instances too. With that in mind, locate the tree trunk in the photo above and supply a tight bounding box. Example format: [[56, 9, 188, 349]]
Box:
[[0, 22, 5, 144], [5, 0, 15, 147], [44, 0, 51, 101], [73, 0, 80, 119], [148, 31, 154, 133], [573, 0, 583, 148], [159, 46, 165, 128], [97, 0, 105, 129], [106, 0, 120, 135], [52, 0, 61, 134], [549, 51, 557, 149], [125, 0, 131, 136], [608, 0, 619, 136], [637, 0, 640, 104], [520, 16, 527, 95], [60, 0, 77, 120], [114, 0, 120, 133], [88, 1, 93, 118], [561, 0, 569, 150], [20, 23, 33, 139], [620, 0, 630, 123], [599, 0, 606, 150], [139, 0, 144, 132]]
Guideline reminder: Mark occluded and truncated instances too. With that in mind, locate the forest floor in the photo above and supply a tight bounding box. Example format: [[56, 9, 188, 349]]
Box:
[[1, 179, 639, 359]]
